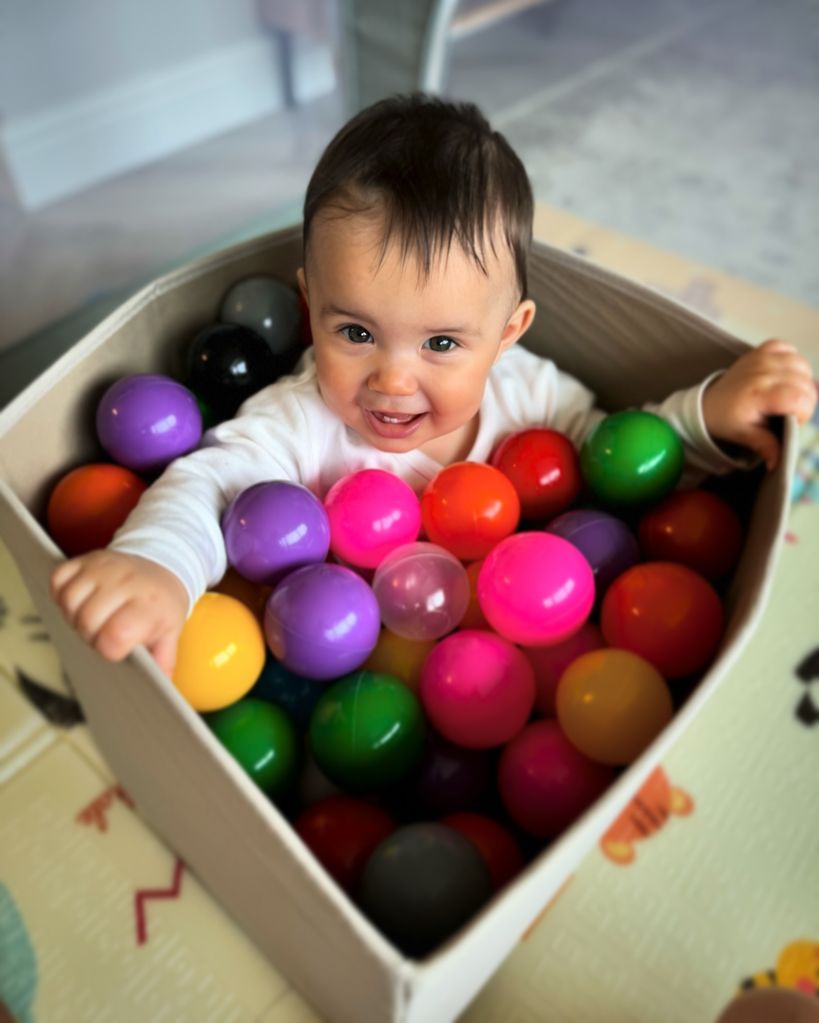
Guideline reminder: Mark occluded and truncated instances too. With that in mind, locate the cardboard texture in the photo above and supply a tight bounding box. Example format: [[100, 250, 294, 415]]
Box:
[[0, 224, 796, 1023]]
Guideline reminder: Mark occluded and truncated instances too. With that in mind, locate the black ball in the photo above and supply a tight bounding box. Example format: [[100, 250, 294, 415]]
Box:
[[186, 322, 291, 420]]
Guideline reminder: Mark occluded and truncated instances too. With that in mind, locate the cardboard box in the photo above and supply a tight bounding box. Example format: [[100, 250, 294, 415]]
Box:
[[0, 224, 796, 1023]]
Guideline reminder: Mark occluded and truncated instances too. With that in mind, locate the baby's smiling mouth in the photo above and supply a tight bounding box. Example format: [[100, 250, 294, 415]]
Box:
[[368, 409, 426, 424]]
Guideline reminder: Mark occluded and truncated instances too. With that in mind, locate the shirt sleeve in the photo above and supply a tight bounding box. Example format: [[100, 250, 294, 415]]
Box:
[[497, 348, 757, 482], [108, 387, 316, 614]]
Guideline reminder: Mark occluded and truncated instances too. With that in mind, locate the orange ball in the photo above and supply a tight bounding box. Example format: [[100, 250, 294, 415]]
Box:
[[459, 560, 490, 629], [363, 628, 436, 692], [214, 567, 272, 625], [173, 592, 266, 711], [556, 649, 673, 765], [46, 463, 147, 556], [420, 462, 520, 560]]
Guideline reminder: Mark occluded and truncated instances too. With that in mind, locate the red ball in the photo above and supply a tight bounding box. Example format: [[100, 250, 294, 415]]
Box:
[[600, 562, 725, 678], [440, 812, 524, 891], [294, 795, 394, 892], [420, 462, 520, 561], [638, 488, 744, 580], [498, 720, 615, 838], [490, 427, 581, 520], [46, 463, 147, 556]]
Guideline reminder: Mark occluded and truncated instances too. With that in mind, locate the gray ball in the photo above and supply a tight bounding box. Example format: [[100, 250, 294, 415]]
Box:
[[220, 275, 301, 356], [358, 822, 491, 957]]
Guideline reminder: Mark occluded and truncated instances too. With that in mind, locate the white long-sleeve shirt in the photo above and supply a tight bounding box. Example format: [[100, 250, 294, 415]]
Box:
[[110, 345, 749, 611]]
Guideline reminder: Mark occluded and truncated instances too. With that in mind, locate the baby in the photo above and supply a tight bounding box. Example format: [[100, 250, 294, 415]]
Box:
[[50, 94, 816, 676]]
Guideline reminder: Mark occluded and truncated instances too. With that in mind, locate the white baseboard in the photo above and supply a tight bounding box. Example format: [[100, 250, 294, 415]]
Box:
[[2, 34, 335, 212]]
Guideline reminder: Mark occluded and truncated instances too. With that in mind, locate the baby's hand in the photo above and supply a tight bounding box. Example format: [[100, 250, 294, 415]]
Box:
[[50, 551, 189, 675], [702, 339, 817, 470]]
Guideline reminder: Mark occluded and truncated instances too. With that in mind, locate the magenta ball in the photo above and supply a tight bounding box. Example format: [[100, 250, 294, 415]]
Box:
[[523, 621, 605, 717], [325, 469, 421, 569], [546, 508, 640, 600], [264, 563, 380, 680], [419, 630, 535, 749], [372, 542, 470, 641], [477, 532, 594, 646], [498, 720, 615, 838], [96, 373, 202, 474], [222, 481, 330, 585]]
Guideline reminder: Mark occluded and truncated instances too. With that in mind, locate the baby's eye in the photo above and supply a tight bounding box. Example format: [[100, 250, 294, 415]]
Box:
[[425, 336, 459, 353], [341, 325, 373, 344]]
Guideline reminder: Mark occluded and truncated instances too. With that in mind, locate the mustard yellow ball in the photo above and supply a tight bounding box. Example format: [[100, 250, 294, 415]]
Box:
[[173, 592, 266, 711]]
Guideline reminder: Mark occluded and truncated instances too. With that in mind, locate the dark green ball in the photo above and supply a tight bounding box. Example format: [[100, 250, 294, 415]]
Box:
[[309, 671, 425, 792], [206, 698, 299, 799], [580, 410, 684, 508]]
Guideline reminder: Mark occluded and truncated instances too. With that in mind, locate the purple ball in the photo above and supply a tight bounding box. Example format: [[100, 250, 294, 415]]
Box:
[[408, 732, 492, 816], [264, 563, 381, 680], [96, 374, 202, 474], [222, 481, 330, 585], [546, 509, 640, 599]]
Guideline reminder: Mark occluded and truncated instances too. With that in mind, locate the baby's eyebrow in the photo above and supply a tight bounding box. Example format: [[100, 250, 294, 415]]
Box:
[[320, 302, 374, 322]]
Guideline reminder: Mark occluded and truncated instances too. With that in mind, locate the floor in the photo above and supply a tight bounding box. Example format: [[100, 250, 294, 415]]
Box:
[[0, 0, 816, 407]]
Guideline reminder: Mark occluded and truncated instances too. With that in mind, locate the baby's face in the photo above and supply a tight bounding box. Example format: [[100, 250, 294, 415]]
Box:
[[300, 211, 534, 461]]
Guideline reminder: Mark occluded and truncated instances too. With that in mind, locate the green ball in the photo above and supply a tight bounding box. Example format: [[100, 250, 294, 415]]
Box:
[[309, 671, 425, 792], [206, 698, 300, 798], [580, 410, 684, 508]]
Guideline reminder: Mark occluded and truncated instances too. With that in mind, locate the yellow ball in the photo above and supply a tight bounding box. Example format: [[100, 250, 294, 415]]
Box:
[[363, 628, 436, 692], [173, 592, 266, 711]]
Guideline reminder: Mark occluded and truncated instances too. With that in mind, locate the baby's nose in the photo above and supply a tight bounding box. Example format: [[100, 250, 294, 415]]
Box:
[[367, 357, 417, 396]]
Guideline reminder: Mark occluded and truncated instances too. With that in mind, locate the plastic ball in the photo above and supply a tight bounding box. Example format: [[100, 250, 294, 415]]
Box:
[[490, 427, 581, 520], [523, 621, 605, 717], [439, 812, 524, 891], [309, 671, 425, 791], [459, 560, 490, 630], [357, 823, 491, 956], [220, 275, 302, 358], [419, 630, 535, 749], [638, 488, 744, 580], [546, 508, 641, 600], [477, 532, 595, 646], [556, 649, 673, 765], [248, 653, 326, 728], [600, 561, 725, 678], [46, 463, 147, 556], [371, 542, 470, 642], [325, 469, 421, 569], [403, 732, 493, 816], [222, 481, 330, 585], [264, 563, 380, 680], [580, 410, 684, 508], [420, 461, 520, 560], [295, 795, 395, 893], [213, 567, 271, 624], [205, 698, 299, 797], [173, 592, 265, 711], [498, 720, 615, 838], [96, 374, 202, 474], [363, 629, 436, 692], [187, 322, 290, 420]]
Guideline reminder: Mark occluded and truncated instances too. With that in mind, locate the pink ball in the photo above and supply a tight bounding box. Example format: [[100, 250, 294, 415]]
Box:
[[419, 630, 535, 749], [523, 621, 605, 716], [372, 542, 470, 641], [477, 532, 594, 646], [498, 720, 615, 838], [325, 469, 421, 569]]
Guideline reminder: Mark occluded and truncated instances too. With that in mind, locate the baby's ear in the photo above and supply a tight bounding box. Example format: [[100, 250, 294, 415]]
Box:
[[296, 267, 308, 302], [498, 299, 536, 358]]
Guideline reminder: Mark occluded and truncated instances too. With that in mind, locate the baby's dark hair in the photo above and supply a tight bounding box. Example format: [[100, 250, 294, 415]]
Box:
[[303, 93, 533, 299]]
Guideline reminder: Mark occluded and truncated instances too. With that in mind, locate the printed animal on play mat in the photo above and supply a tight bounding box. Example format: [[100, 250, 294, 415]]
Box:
[[0, 883, 37, 1023], [600, 767, 693, 865], [740, 939, 819, 996], [795, 648, 819, 727]]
